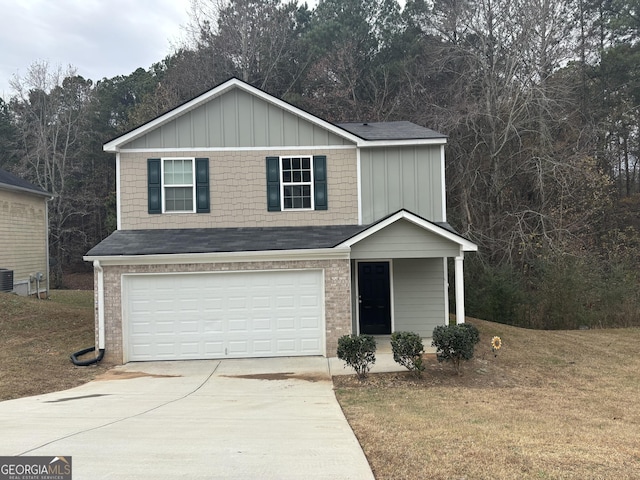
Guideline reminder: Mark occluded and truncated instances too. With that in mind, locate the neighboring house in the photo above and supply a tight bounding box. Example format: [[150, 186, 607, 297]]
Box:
[[85, 78, 478, 364], [0, 168, 51, 297]]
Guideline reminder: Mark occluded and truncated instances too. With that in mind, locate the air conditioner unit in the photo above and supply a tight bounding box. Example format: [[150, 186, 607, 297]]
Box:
[[0, 269, 14, 293]]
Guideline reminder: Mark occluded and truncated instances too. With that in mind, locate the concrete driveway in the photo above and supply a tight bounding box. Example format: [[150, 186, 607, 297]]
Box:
[[0, 357, 375, 479]]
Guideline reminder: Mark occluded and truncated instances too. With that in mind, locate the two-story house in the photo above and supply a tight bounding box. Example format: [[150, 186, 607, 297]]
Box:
[[85, 78, 477, 365]]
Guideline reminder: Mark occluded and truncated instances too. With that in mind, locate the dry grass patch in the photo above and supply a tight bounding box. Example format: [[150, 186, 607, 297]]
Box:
[[334, 319, 640, 480], [0, 291, 107, 401]]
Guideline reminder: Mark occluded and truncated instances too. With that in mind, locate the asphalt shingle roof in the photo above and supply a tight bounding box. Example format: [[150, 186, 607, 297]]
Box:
[[86, 218, 463, 257], [0, 168, 49, 196], [336, 121, 447, 141], [86, 225, 370, 257]]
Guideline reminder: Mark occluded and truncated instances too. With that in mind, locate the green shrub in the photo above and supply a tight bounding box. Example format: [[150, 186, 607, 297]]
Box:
[[432, 323, 480, 375], [390, 331, 425, 377], [337, 334, 376, 380]]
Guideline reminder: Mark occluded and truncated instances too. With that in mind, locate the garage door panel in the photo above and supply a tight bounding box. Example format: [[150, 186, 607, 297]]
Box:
[[252, 318, 272, 331], [125, 270, 324, 361], [203, 319, 223, 333]]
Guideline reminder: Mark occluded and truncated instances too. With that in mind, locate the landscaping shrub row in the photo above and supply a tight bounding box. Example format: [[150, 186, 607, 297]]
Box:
[[337, 324, 481, 379]]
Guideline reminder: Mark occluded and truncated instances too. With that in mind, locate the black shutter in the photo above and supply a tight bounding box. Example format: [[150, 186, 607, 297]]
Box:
[[195, 158, 210, 213], [266, 156, 280, 211], [147, 158, 162, 214], [313, 155, 327, 210]]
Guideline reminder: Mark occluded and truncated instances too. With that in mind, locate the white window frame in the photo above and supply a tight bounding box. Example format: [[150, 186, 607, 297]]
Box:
[[161, 157, 196, 213], [280, 155, 314, 211]]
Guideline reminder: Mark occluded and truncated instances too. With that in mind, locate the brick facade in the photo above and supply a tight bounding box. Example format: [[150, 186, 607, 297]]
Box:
[[95, 258, 352, 364], [119, 149, 358, 230]]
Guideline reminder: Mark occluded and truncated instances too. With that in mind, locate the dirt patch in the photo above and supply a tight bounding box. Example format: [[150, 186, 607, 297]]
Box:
[[222, 372, 329, 382], [333, 353, 515, 389], [61, 272, 94, 290], [94, 370, 180, 381]]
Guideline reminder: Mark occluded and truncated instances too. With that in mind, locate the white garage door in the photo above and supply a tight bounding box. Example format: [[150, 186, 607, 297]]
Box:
[[124, 270, 324, 361]]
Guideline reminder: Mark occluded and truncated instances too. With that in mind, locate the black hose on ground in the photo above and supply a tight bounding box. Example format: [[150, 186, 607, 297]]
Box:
[[70, 346, 105, 366]]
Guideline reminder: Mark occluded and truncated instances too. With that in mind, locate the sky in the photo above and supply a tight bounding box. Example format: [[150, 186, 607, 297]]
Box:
[[0, 0, 194, 99]]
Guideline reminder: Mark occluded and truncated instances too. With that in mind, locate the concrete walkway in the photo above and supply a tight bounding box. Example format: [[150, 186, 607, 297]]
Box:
[[0, 357, 376, 479]]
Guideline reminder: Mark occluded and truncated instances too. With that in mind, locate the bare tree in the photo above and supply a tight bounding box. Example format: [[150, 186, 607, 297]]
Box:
[[10, 62, 93, 285]]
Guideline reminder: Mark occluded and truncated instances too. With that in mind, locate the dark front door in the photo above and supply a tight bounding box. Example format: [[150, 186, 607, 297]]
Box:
[[358, 262, 391, 335]]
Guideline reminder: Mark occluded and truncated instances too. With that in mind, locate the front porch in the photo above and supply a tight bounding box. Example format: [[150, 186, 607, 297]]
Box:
[[338, 210, 478, 340]]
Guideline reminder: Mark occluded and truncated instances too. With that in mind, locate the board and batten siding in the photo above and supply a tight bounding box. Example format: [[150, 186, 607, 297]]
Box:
[[360, 145, 444, 224], [349, 220, 460, 259], [122, 88, 353, 150], [0, 189, 48, 293], [393, 258, 446, 337]]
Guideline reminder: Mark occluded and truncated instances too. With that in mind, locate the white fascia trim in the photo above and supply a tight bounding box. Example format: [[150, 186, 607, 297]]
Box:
[[115, 152, 122, 230], [337, 210, 478, 252], [83, 247, 352, 266], [117, 145, 357, 154], [356, 148, 363, 225], [358, 138, 447, 148], [0, 184, 54, 199], [104, 79, 362, 152], [440, 144, 447, 223]]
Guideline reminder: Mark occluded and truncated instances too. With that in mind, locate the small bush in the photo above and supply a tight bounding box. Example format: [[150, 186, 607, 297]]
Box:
[[337, 334, 376, 380], [432, 323, 480, 375], [390, 331, 425, 377]]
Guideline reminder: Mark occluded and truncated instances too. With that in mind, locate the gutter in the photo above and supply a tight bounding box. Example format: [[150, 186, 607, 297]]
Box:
[[95, 260, 105, 350], [70, 259, 105, 366]]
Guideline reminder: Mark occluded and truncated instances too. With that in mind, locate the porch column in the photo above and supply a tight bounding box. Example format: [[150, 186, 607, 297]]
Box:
[[454, 254, 466, 324]]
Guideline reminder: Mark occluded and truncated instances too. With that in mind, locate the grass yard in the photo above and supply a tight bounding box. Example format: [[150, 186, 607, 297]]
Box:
[[334, 319, 640, 480], [0, 290, 107, 401]]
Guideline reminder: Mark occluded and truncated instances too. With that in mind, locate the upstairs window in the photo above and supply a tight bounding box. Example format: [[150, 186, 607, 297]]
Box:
[[147, 158, 210, 214], [282, 156, 313, 210], [163, 158, 194, 212], [266, 155, 327, 212]]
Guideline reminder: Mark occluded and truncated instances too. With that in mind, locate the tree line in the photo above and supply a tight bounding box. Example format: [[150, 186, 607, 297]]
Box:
[[1, 0, 639, 328]]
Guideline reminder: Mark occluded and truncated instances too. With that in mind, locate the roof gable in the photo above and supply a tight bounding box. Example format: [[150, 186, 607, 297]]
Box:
[[337, 209, 477, 252], [105, 78, 360, 151]]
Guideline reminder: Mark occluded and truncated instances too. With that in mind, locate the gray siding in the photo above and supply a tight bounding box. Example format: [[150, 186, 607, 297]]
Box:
[[123, 88, 352, 149], [360, 145, 444, 223], [393, 258, 446, 336], [350, 219, 461, 259]]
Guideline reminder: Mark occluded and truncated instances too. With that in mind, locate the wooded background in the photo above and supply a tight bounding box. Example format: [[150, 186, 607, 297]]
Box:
[[1, 0, 639, 328]]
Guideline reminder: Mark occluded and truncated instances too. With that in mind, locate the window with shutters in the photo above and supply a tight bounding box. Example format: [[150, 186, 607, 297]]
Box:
[[148, 157, 209, 214], [266, 155, 327, 212], [281, 156, 313, 210], [163, 158, 195, 212]]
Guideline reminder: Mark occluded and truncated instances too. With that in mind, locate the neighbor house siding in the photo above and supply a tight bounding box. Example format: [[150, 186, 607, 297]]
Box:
[[393, 258, 446, 337], [119, 149, 358, 229], [349, 220, 460, 259], [360, 145, 444, 224], [95, 259, 351, 364], [122, 89, 352, 150], [0, 189, 47, 294]]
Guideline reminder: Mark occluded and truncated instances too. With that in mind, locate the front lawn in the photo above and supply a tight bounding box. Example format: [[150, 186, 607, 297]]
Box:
[[334, 319, 640, 480]]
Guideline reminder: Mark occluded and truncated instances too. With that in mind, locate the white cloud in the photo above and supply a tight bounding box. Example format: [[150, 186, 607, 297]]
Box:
[[0, 0, 191, 99]]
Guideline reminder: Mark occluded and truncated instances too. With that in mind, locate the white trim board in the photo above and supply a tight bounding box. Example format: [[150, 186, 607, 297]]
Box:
[[337, 210, 478, 252]]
